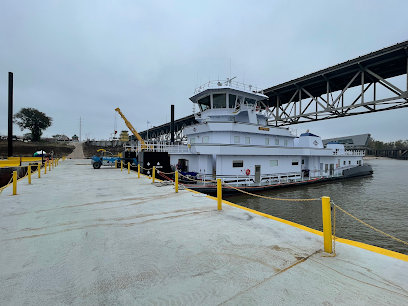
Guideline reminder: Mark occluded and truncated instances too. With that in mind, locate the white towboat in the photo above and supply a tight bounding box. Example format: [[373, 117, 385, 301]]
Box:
[[130, 79, 372, 192]]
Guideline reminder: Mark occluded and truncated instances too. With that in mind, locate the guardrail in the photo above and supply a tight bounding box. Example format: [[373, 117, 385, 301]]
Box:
[[333, 150, 365, 156], [194, 79, 264, 95], [0, 157, 65, 195]]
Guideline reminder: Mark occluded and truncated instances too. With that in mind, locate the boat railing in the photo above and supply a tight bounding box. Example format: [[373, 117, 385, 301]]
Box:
[[124, 142, 191, 153], [333, 150, 365, 156], [194, 79, 264, 95], [196, 171, 303, 186]]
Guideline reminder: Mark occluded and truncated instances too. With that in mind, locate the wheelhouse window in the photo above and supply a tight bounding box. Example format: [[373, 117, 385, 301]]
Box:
[[265, 138, 269, 145], [234, 136, 240, 143], [270, 160, 278, 167], [292, 159, 299, 165], [190, 138, 195, 144], [228, 94, 236, 108], [275, 139, 279, 145], [284, 139, 288, 146], [245, 137, 250, 144], [213, 93, 226, 108], [202, 136, 209, 143], [233, 160, 243, 167], [198, 95, 211, 111], [244, 97, 256, 105]]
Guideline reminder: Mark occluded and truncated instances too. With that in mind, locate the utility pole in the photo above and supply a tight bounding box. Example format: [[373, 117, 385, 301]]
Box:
[[8, 72, 13, 157]]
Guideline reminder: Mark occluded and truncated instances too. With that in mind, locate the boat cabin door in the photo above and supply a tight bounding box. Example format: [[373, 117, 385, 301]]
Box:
[[330, 164, 334, 175], [255, 165, 261, 183], [178, 159, 188, 172]]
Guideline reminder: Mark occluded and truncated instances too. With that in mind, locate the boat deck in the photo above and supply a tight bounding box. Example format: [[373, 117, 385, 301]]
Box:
[[0, 159, 407, 305]]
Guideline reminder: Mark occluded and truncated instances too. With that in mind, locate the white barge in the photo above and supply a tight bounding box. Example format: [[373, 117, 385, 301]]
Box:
[[132, 79, 372, 192]]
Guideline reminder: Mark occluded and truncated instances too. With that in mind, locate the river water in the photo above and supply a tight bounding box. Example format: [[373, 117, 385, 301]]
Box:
[[226, 159, 408, 255]]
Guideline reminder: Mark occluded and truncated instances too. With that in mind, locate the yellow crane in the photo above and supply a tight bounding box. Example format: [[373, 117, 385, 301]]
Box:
[[115, 108, 146, 150]]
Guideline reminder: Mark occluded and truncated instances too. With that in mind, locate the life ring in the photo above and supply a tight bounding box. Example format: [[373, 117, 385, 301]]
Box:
[[245, 169, 250, 175]]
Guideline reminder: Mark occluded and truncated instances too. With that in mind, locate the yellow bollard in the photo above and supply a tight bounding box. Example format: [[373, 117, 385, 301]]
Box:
[[44, 161, 47, 174], [57, 159, 59, 166], [13, 171, 17, 195], [115, 160, 117, 169], [217, 178, 222, 210], [121, 161, 123, 171], [152, 166, 155, 182], [128, 162, 130, 174], [38, 163, 41, 178], [138, 164, 140, 178], [52, 159, 54, 169], [322, 196, 333, 253], [49, 160, 51, 171], [175, 171, 178, 193], [28, 165, 32, 184]]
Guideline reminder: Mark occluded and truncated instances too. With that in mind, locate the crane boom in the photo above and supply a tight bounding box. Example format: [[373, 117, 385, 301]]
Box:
[[115, 108, 146, 147]]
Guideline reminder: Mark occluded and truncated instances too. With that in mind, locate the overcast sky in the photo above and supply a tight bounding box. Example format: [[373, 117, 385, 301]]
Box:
[[1, 0, 407, 142]]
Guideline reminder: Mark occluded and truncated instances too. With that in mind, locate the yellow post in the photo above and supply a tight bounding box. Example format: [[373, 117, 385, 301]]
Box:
[[49, 160, 51, 171], [128, 162, 130, 174], [38, 163, 41, 178], [322, 196, 333, 253], [52, 159, 54, 169], [121, 161, 123, 171], [57, 159, 59, 166], [115, 160, 117, 169], [44, 161, 47, 174], [13, 171, 17, 195], [152, 166, 156, 182], [28, 165, 32, 184], [138, 164, 140, 178], [217, 178, 222, 210], [175, 171, 178, 193]]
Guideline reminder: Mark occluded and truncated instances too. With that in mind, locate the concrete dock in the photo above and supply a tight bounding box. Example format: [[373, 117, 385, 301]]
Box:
[[1, 159, 407, 305]]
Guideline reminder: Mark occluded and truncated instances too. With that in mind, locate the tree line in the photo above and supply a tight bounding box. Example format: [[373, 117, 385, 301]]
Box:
[[367, 138, 408, 150]]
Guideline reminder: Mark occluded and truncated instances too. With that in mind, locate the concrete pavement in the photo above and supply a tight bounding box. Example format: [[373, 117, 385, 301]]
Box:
[[0, 159, 407, 305]]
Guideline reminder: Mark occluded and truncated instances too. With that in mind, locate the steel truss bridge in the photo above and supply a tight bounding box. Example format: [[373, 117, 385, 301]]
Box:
[[139, 40, 408, 140], [263, 40, 408, 126]]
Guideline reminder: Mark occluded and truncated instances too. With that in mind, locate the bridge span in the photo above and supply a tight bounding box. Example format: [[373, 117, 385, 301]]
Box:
[[139, 40, 408, 141]]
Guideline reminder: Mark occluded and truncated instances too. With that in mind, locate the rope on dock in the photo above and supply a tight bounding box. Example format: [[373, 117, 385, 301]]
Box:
[[332, 202, 408, 246], [0, 177, 14, 195], [222, 182, 321, 201], [177, 172, 216, 183]]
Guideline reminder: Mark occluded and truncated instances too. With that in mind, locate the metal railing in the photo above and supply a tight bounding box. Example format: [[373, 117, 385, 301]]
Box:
[[124, 142, 191, 153], [194, 79, 264, 95], [333, 150, 365, 156]]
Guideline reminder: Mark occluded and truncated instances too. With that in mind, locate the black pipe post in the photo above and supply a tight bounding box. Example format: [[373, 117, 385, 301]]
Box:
[[170, 105, 175, 144], [8, 72, 13, 157]]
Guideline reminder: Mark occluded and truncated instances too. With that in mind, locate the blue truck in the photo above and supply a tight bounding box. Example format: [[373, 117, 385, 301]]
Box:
[[91, 149, 137, 169]]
